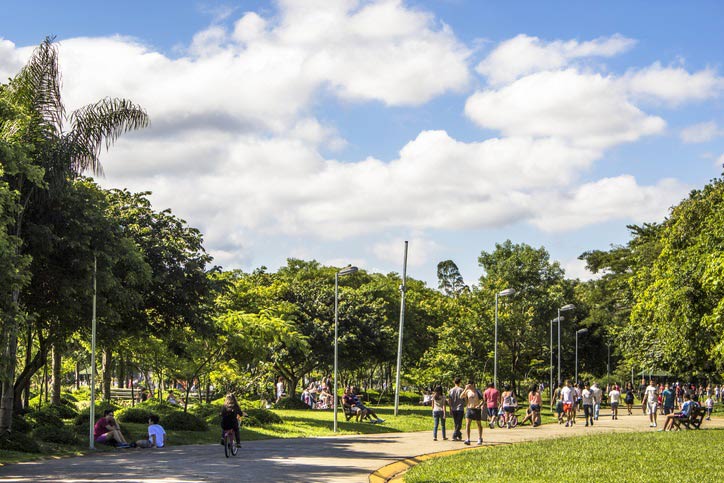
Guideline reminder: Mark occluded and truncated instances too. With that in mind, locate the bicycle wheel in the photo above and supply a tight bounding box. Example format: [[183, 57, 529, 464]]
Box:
[[224, 435, 231, 458], [496, 415, 506, 428], [231, 440, 239, 456], [509, 415, 518, 428]]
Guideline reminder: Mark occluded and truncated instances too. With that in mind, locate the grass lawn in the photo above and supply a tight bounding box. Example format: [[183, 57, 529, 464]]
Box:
[[405, 428, 724, 482]]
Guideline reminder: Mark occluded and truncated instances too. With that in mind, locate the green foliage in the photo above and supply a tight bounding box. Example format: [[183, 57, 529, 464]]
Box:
[[0, 432, 40, 453], [275, 397, 309, 410], [27, 407, 64, 429], [189, 403, 222, 425], [162, 411, 208, 431], [33, 425, 78, 445], [116, 407, 154, 424], [245, 408, 282, 425], [11, 415, 32, 434], [73, 402, 121, 426], [134, 400, 178, 417]]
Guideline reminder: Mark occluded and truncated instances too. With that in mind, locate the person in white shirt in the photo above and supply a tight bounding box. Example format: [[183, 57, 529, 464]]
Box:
[[581, 383, 594, 427], [608, 385, 621, 420], [136, 414, 166, 448], [591, 383, 602, 420], [276, 376, 285, 403], [560, 380, 574, 427], [705, 396, 714, 420], [643, 380, 659, 427]]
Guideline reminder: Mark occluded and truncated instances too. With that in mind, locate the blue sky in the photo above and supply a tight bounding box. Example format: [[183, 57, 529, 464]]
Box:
[[1, 0, 723, 287]]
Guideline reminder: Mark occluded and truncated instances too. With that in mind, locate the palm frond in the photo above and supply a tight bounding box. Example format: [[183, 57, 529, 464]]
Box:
[[9, 36, 63, 137], [66, 97, 150, 176]]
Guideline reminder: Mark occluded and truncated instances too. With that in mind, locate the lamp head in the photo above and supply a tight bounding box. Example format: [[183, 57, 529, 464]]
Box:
[[560, 304, 575, 312], [577, 328, 588, 335], [498, 288, 516, 297], [338, 266, 358, 276]]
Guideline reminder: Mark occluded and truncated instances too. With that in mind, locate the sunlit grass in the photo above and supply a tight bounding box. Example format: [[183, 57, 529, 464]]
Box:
[[405, 429, 724, 482]]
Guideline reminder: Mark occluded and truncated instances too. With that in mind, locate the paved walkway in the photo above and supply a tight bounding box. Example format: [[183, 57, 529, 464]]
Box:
[[1, 413, 721, 482]]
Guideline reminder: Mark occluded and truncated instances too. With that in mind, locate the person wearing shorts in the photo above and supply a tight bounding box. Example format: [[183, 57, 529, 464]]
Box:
[[93, 410, 130, 447], [560, 380, 574, 427], [643, 380, 659, 427], [609, 385, 621, 420], [483, 382, 500, 429], [462, 380, 484, 445]]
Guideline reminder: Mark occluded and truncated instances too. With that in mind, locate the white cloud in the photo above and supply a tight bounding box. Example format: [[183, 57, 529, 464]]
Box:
[[624, 62, 723, 105], [465, 69, 665, 149], [681, 121, 723, 143], [0, 38, 28, 81], [372, 237, 439, 267], [560, 258, 601, 281], [476, 33, 635, 85], [717, 153, 724, 170], [531, 176, 689, 231]]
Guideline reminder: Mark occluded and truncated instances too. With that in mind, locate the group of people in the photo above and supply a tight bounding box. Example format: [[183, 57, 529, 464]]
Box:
[[552, 380, 604, 427], [93, 410, 166, 449], [300, 379, 334, 409], [428, 379, 544, 446]]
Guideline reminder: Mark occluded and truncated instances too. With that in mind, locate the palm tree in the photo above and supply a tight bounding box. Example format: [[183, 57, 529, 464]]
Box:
[[0, 37, 149, 434]]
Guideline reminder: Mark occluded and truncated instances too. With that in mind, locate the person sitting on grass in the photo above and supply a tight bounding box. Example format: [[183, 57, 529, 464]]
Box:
[[94, 410, 130, 448], [351, 386, 384, 423], [136, 414, 167, 448], [220, 393, 247, 448], [661, 393, 695, 431]]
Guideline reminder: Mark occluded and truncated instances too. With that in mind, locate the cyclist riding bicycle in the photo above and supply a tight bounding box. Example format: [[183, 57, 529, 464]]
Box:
[[220, 393, 247, 448]]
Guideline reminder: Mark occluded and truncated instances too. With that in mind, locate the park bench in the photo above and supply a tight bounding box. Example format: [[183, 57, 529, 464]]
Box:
[[672, 405, 706, 430], [339, 397, 358, 421]]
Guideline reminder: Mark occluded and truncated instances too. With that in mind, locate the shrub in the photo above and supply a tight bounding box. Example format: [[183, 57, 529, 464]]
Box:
[[189, 403, 222, 425], [74, 402, 121, 426], [246, 408, 282, 425], [275, 397, 309, 410], [28, 407, 64, 429], [12, 415, 32, 434], [28, 393, 78, 411], [34, 425, 78, 445], [162, 411, 208, 431], [0, 431, 40, 453], [116, 407, 154, 424], [47, 403, 78, 419], [135, 400, 178, 417]]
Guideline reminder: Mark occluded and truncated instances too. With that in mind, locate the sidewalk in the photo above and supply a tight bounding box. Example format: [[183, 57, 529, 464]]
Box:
[[0, 412, 720, 482]]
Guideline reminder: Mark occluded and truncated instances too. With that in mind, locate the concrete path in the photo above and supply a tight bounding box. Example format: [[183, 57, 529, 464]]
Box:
[[1, 412, 721, 482]]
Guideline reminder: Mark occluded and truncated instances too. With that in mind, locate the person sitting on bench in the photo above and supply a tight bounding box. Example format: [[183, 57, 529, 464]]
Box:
[[661, 393, 694, 431]]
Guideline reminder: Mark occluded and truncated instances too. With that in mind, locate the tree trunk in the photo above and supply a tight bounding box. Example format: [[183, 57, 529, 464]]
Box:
[[0, 289, 20, 434], [13, 337, 47, 410], [51, 344, 62, 405], [118, 357, 125, 389], [102, 348, 112, 400], [75, 362, 80, 390]]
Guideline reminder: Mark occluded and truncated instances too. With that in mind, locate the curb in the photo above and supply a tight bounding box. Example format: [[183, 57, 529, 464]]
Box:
[[369, 444, 502, 482]]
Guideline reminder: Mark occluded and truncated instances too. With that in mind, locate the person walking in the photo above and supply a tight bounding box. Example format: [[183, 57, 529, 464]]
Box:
[[582, 382, 594, 427], [462, 380, 484, 445], [448, 378, 465, 441], [591, 382, 602, 421], [662, 383, 675, 415], [609, 384, 621, 420], [643, 380, 659, 428], [431, 385, 447, 441], [561, 380, 574, 427], [624, 382, 635, 415], [521, 384, 542, 427], [483, 382, 500, 429]]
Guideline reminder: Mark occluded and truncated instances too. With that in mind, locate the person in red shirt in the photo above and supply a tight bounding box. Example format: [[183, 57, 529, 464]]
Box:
[[93, 410, 130, 447], [483, 382, 500, 429]]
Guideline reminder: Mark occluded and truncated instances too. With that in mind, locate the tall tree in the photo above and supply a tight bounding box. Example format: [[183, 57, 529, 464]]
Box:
[[0, 38, 148, 433], [437, 260, 468, 297]]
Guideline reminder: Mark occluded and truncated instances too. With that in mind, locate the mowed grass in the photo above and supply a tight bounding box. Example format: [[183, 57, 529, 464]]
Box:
[[405, 428, 724, 482]]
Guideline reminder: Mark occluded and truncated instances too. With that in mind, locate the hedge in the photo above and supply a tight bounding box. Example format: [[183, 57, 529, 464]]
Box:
[[162, 411, 208, 431], [34, 425, 78, 445], [0, 431, 40, 453]]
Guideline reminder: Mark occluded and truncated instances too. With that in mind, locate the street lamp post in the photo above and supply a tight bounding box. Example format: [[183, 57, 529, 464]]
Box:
[[89, 255, 97, 449], [557, 304, 575, 385], [550, 316, 563, 403], [575, 328, 588, 384], [494, 288, 515, 389], [333, 265, 358, 433]]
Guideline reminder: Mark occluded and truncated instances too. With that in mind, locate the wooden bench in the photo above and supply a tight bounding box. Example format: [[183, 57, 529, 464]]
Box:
[[673, 406, 706, 430]]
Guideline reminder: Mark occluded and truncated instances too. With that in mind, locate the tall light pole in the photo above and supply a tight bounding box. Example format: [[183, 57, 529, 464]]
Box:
[[333, 265, 358, 433], [575, 328, 588, 384], [89, 255, 97, 449], [494, 288, 515, 389], [550, 316, 563, 402], [394, 241, 408, 416], [557, 304, 575, 385]]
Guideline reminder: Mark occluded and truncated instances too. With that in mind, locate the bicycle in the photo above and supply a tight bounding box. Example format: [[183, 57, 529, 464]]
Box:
[[223, 428, 238, 458], [497, 407, 519, 428]]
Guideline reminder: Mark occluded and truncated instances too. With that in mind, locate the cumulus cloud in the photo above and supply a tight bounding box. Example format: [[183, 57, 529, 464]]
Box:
[[680, 121, 723, 143], [531, 176, 689, 231], [623, 62, 723, 105], [560, 258, 601, 281], [476, 33, 635, 85], [372, 237, 439, 267], [465, 69, 665, 149]]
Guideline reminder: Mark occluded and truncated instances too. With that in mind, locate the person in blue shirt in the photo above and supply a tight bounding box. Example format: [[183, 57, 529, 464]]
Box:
[[661, 393, 694, 431], [662, 383, 675, 415]]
